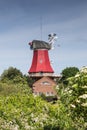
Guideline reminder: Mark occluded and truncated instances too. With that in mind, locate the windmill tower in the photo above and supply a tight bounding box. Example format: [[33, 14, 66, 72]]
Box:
[[28, 40, 54, 77], [28, 34, 59, 96]]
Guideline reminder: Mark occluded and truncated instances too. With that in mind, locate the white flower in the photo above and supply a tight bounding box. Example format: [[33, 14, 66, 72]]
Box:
[[76, 99, 80, 103], [31, 113, 34, 118], [25, 123, 31, 130], [70, 104, 76, 108], [56, 85, 59, 90], [84, 122, 87, 127], [82, 86, 87, 89], [79, 94, 87, 99], [80, 66, 87, 74], [13, 125, 19, 130], [33, 117, 38, 122], [75, 73, 80, 78], [81, 103, 87, 107], [68, 90, 72, 94]]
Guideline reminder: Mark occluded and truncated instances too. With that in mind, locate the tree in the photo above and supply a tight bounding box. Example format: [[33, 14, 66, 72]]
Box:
[[61, 67, 79, 84], [0, 67, 25, 84], [0, 67, 23, 81], [24, 75, 35, 87], [0, 67, 32, 95], [58, 66, 87, 129], [67, 66, 87, 129]]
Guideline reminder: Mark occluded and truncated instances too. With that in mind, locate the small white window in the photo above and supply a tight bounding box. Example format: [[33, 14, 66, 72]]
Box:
[[34, 92, 37, 95], [46, 92, 50, 96], [39, 92, 42, 95], [50, 92, 54, 96], [41, 81, 50, 85]]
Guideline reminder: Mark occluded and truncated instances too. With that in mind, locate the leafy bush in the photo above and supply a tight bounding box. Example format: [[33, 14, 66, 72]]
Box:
[[61, 67, 79, 85], [0, 67, 23, 81], [0, 66, 87, 130], [57, 66, 87, 130], [0, 94, 74, 130]]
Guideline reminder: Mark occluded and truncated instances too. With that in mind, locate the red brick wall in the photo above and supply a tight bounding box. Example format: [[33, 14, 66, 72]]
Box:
[[32, 77, 57, 96]]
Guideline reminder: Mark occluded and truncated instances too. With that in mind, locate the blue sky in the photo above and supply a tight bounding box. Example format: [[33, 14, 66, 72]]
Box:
[[0, 0, 87, 75]]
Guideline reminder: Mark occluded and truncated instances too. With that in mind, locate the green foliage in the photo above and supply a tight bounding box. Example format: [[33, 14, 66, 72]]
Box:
[[61, 67, 79, 84], [0, 67, 35, 89], [0, 67, 73, 130], [0, 67, 32, 96], [0, 67, 23, 81], [0, 93, 74, 130], [0, 66, 87, 130], [0, 82, 31, 96], [57, 66, 87, 130], [24, 75, 35, 87], [61, 67, 79, 79], [68, 67, 87, 123]]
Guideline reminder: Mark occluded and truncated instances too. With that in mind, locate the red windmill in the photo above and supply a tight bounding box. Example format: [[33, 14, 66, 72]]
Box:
[[28, 33, 57, 77], [28, 34, 59, 96], [28, 39, 54, 77]]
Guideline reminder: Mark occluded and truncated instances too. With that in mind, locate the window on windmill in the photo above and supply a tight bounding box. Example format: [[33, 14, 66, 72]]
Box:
[[41, 81, 50, 85], [39, 92, 42, 95], [50, 92, 54, 96], [34, 92, 37, 95], [46, 92, 50, 96]]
